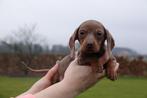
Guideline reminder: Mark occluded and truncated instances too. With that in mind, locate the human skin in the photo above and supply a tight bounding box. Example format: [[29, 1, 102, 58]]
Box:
[[17, 58, 119, 98]]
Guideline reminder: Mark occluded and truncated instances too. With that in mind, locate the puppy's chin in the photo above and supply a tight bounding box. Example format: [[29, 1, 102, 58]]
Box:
[[81, 49, 100, 54], [86, 51, 99, 54], [79, 47, 105, 58]]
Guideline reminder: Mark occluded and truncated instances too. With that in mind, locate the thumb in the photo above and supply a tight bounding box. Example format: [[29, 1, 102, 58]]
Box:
[[44, 64, 59, 80]]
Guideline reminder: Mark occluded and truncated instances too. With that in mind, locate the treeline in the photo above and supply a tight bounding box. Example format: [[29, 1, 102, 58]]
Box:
[[0, 42, 70, 55], [118, 56, 147, 77], [0, 24, 70, 55], [0, 54, 147, 77]]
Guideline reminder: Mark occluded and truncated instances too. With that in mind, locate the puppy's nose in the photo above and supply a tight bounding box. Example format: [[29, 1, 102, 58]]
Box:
[[86, 43, 93, 48]]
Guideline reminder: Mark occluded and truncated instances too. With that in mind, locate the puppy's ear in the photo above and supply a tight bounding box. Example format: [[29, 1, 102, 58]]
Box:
[[104, 28, 115, 57], [69, 28, 79, 58]]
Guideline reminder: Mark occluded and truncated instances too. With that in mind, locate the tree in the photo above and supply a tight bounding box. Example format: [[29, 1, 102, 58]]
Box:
[[1, 24, 44, 75], [51, 44, 70, 55]]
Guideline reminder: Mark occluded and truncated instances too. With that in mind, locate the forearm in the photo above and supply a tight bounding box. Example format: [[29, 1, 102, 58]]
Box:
[[34, 80, 79, 98]]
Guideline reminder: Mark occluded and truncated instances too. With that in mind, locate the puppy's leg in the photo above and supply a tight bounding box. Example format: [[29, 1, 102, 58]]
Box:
[[105, 56, 119, 81]]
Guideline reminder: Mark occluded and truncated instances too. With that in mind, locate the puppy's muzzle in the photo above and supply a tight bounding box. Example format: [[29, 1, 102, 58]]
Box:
[[82, 34, 100, 53]]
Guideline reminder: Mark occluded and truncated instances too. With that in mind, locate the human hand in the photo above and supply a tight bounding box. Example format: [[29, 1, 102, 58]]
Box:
[[17, 64, 58, 97], [62, 58, 106, 94], [33, 58, 107, 98]]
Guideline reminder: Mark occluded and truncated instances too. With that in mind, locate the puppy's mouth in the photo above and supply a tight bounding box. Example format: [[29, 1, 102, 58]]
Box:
[[84, 43, 101, 53], [81, 47, 105, 58], [84, 47, 100, 53]]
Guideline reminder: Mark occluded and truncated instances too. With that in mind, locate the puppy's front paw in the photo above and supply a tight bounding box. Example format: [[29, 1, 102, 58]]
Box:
[[106, 60, 119, 81], [107, 68, 117, 81]]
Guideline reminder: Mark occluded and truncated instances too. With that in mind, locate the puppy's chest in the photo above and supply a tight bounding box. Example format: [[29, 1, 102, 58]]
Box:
[[78, 56, 107, 67]]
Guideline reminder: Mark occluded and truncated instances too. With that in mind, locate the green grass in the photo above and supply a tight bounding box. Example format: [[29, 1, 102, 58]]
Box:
[[0, 76, 147, 98], [0, 76, 39, 98], [78, 76, 147, 98]]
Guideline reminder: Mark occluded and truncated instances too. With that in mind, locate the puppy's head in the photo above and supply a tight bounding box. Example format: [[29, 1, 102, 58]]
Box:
[[69, 20, 115, 58]]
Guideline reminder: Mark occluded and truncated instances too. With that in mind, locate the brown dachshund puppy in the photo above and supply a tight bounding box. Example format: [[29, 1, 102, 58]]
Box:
[[61, 20, 118, 81], [24, 20, 118, 83]]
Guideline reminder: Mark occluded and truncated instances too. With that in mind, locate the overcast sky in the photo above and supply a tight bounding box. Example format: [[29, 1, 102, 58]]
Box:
[[0, 0, 147, 54]]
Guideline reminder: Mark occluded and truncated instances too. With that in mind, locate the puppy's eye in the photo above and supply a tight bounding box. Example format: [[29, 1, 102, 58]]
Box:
[[97, 32, 102, 36], [80, 32, 85, 35]]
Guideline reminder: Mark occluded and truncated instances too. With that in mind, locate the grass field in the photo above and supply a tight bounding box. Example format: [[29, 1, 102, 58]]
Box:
[[0, 76, 147, 98]]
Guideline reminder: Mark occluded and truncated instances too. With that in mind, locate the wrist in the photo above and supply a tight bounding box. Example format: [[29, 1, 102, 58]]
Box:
[[16, 90, 33, 98], [21, 88, 37, 95], [25, 89, 35, 94], [60, 80, 80, 97], [34, 80, 80, 98], [60, 79, 81, 97]]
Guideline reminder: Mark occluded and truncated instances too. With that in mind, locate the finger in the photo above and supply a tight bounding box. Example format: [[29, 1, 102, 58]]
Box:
[[56, 60, 60, 64], [45, 64, 59, 79], [69, 58, 78, 66]]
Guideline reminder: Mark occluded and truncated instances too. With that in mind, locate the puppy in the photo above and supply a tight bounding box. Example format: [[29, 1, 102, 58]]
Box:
[[68, 20, 118, 80]]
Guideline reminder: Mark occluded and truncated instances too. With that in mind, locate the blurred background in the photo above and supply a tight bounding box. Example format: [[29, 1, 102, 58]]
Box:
[[0, 0, 147, 98]]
